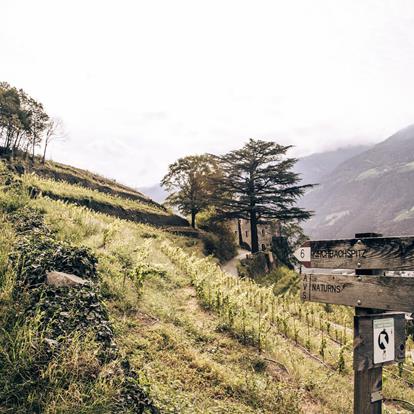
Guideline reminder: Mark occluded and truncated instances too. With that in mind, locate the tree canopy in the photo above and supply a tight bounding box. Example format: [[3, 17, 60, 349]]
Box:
[[211, 139, 313, 253], [161, 154, 217, 227], [0, 81, 64, 162]]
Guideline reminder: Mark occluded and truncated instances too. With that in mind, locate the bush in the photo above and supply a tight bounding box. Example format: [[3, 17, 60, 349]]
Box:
[[271, 266, 300, 296], [197, 210, 237, 263], [249, 265, 300, 293], [0, 199, 159, 413], [237, 252, 269, 278]]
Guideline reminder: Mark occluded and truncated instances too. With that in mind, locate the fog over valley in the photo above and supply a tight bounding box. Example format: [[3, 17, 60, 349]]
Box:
[[2, 0, 414, 187]]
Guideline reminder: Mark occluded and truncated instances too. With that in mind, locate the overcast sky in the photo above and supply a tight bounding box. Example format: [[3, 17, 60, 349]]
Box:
[[2, 0, 414, 187]]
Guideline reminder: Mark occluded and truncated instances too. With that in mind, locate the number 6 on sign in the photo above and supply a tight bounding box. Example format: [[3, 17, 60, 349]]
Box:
[[294, 247, 311, 262]]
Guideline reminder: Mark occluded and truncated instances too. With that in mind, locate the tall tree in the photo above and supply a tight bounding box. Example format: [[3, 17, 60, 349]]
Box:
[[212, 139, 314, 253], [0, 82, 52, 160], [0, 84, 22, 151], [161, 154, 216, 228], [41, 117, 66, 163], [26, 97, 48, 160]]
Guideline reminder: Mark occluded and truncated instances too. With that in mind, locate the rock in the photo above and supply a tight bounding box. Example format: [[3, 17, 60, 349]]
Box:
[[46, 271, 87, 287], [44, 338, 59, 347]]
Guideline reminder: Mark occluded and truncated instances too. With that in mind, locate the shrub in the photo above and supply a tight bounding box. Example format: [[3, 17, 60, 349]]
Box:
[[198, 211, 237, 262], [0, 196, 159, 413], [237, 252, 269, 278], [271, 266, 300, 296]]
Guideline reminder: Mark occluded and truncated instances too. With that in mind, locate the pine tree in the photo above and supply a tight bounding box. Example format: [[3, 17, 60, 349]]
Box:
[[212, 139, 313, 253]]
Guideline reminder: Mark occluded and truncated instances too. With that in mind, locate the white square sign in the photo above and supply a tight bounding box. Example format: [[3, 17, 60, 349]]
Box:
[[373, 318, 395, 364]]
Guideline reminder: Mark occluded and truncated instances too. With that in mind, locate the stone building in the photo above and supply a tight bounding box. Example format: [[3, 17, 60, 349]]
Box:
[[229, 218, 281, 251]]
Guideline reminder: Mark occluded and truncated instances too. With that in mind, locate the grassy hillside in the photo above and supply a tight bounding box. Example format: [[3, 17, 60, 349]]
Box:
[[0, 161, 413, 413], [3, 155, 189, 228]]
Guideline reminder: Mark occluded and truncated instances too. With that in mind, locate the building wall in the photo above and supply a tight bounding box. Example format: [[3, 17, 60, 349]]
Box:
[[229, 218, 281, 251]]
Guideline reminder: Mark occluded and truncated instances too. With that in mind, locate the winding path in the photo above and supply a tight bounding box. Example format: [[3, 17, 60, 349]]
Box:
[[221, 248, 250, 276]]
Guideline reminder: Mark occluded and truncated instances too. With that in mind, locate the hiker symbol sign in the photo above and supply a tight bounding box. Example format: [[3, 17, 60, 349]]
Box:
[[373, 318, 395, 364]]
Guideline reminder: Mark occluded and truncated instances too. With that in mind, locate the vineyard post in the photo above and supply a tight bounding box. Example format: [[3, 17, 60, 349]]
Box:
[[353, 232, 383, 414]]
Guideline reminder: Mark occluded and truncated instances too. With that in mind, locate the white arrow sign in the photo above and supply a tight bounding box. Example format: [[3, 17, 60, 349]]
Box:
[[373, 318, 395, 364], [378, 332, 389, 349], [294, 246, 311, 263]]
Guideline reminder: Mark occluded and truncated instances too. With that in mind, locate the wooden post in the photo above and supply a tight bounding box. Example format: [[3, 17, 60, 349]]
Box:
[[354, 233, 383, 414]]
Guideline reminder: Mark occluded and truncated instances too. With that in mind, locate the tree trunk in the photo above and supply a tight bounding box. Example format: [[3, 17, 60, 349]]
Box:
[[32, 139, 35, 161], [250, 210, 259, 253], [42, 141, 48, 164], [237, 219, 243, 246], [191, 210, 196, 228]]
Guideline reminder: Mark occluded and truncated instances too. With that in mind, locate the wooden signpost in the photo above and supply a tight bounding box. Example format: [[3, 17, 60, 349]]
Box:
[[296, 233, 413, 414], [294, 235, 414, 270], [301, 273, 414, 312]]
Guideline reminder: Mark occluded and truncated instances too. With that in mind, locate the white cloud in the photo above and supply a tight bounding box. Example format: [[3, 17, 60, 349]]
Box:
[[2, 0, 414, 186]]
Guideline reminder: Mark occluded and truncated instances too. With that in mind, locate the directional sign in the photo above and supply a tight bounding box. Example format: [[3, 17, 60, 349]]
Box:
[[294, 236, 414, 270], [354, 313, 405, 371], [300, 273, 414, 312], [293, 246, 311, 265], [373, 318, 395, 364], [378, 330, 389, 350]]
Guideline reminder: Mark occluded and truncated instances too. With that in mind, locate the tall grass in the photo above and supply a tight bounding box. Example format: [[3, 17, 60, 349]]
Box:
[[23, 174, 168, 216], [160, 240, 414, 413]]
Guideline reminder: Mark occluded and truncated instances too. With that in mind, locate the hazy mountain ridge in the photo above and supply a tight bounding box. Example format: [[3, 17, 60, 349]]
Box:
[[138, 183, 168, 204], [294, 144, 371, 185], [301, 124, 414, 239], [139, 145, 371, 204]]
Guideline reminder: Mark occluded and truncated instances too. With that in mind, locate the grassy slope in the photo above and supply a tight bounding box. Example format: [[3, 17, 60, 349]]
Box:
[[33, 196, 307, 413], [24, 174, 168, 216], [35, 195, 414, 413], [5, 155, 189, 227], [1, 162, 414, 413]]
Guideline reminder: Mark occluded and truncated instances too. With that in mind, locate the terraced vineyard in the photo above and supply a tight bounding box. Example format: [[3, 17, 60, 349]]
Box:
[[20, 172, 188, 227], [1, 162, 414, 413], [161, 243, 414, 413]]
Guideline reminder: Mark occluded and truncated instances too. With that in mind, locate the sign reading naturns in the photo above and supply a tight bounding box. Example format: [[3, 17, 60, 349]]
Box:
[[301, 273, 414, 312]]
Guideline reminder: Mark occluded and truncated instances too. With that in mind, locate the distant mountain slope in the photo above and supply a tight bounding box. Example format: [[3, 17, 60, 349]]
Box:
[[301, 124, 414, 239], [139, 145, 371, 204], [138, 183, 168, 204], [294, 145, 371, 185]]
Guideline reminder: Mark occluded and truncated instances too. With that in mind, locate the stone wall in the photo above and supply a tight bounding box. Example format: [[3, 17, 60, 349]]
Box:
[[229, 218, 281, 251]]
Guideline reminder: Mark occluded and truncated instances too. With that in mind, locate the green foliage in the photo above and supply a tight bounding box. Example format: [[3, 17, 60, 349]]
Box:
[[0, 216, 15, 296], [280, 221, 309, 253], [0, 182, 159, 413], [211, 139, 314, 253], [337, 345, 346, 373], [0, 161, 30, 212], [237, 253, 269, 278], [23, 173, 168, 216], [271, 236, 294, 269], [0, 81, 49, 158], [128, 243, 167, 297], [161, 242, 406, 412], [197, 208, 237, 262], [1, 163, 411, 413], [13, 233, 98, 289], [271, 267, 300, 296], [161, 154, 217, 227]]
